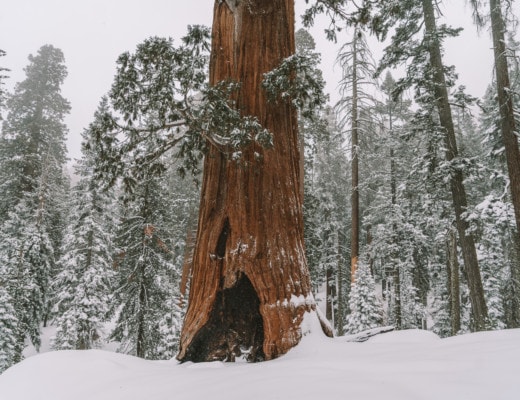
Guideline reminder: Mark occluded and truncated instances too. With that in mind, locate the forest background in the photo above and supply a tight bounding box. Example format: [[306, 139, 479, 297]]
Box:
[[1, 0, 520, 374]]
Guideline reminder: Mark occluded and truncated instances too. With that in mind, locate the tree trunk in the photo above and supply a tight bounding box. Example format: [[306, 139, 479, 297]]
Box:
[[421, 0, 488, 331], [336, 229, 345, 336], [325, 267, 336, 326], [177, 0, 316, 363], [489, 0, 520, 239], [506, 233, 520, 328], [447, 226, 461, 335], [351, 31, 360, 284], [393, 265, 402, 330]]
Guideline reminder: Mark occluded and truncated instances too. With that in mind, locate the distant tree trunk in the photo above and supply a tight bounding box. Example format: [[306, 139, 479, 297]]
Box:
[[366, 225, 374, 276], [421, 0, 488, 331], [336, 229, 345, 336], [489, 0, 520, 239], [177, 0, 318, 363], [351, 31, 360, 284], [447, 226, 461, 335], [388, 97, 402, 329], [506, 234, 520, 328], [393, 266, 402, 330], [326, 266, 334, 321]]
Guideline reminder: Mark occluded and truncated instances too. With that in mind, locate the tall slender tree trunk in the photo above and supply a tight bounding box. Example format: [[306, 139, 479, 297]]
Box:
[[393, 267, 402, 330], [447, 226, 461, 335], [350, 31, 360, 284], [326, 266, 334, 321], [389, 104, 402, 330], [510, 235, 520, 328], [421, 0, 488, 331], [336, 229, 345, 336], [489, 0, 520, 239], [177, 0, 317, 363]]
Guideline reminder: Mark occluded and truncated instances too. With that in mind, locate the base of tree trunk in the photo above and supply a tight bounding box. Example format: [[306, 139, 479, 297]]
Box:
[[179, 272, 334, 363], [182, 274, 265, 362]]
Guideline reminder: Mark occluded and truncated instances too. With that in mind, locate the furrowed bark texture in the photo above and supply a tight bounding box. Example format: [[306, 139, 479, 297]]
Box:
[[422, 0, 488, 331], [177, 0, 313, 362]]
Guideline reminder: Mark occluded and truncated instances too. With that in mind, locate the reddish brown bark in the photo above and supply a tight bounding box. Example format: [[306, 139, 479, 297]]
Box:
[[177, 0, 315, 362]]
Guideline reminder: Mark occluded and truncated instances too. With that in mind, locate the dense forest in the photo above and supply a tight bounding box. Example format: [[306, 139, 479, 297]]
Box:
[[1, 0, 519, 372]]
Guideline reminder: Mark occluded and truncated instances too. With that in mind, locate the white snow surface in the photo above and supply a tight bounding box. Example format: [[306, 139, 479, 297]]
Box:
[[1, 322, 519, 399]]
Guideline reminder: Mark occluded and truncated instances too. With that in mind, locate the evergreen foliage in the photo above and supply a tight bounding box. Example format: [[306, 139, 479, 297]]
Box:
[[51, 100, 117, 350], [345, 260, 383, 334], [0, 282, 18, 373], [0, 44, 70, 367], [109, 169, 183, 359]]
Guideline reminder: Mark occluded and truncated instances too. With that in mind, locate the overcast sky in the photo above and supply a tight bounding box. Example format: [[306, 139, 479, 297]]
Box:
[[1, 0, 509, 162]]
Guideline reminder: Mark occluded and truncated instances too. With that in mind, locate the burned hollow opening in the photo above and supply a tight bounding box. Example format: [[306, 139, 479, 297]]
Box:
[[182, 274, 265, 362]]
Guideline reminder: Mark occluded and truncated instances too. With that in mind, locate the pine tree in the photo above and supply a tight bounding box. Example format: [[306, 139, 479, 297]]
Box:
[[0, 45, 69, 219], [309, 110, 349, 331], [336, 28, 376, 283], [467, 0, 520, 239], [477, 35, 520, 329], [0, 45, 70, 364], [110, 175, 181, 359], [109, 141, 184, 359], [362, 0, 489, 331], [51, 99, 117, 350], [345, 260, 383, 334]]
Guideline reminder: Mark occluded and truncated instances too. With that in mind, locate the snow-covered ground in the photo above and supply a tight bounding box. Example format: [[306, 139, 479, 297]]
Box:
[[1, 318, 519, 400]]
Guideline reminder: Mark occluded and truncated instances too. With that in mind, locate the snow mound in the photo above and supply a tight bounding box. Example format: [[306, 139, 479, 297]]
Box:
[[1, 329, 520, 400]]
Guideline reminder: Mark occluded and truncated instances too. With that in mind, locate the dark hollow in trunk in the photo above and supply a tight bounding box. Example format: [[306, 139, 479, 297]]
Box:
[[183, 274, 265, 362]]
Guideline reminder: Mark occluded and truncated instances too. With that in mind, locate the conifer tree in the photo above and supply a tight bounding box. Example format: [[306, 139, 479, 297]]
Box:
[[51, 99, 116, 350], [468, 0, 520, 239], [311, 110, 349, 330], [109, 146, 183, 359], [0, 45, 70, 362], [477, 35, 520, 329], [362, 0, 489, 331], [336, 28, 376, 283], [0, 45, 69, 219], [345, 260, 383, 334]]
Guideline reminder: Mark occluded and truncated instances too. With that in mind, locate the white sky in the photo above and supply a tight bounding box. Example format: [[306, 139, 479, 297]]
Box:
[[0, 0, 508, 162]]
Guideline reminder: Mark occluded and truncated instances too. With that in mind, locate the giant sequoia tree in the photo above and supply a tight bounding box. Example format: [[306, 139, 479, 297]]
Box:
[[177, 0, 318, 362], [95, 2, 326, 363]]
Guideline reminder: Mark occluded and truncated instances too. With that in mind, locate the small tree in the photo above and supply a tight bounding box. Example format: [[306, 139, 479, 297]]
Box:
[[345, 260, 383, 334]]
